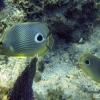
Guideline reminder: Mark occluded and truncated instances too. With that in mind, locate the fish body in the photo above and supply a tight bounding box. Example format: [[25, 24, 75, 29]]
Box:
[[79, 54, 100, 83], [0, 22, 53, 57]]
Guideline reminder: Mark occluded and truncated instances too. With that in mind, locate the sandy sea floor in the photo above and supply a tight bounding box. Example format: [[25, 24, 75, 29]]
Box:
[[0, 0, 100, 100]]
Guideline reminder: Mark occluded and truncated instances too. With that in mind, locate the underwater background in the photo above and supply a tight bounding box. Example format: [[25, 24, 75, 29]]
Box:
[[0, 0, 100, 100]]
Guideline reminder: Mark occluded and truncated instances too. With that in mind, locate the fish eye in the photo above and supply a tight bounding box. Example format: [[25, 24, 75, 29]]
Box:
[[34, 33, 45, 43], [84, 59, 90, 65]]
